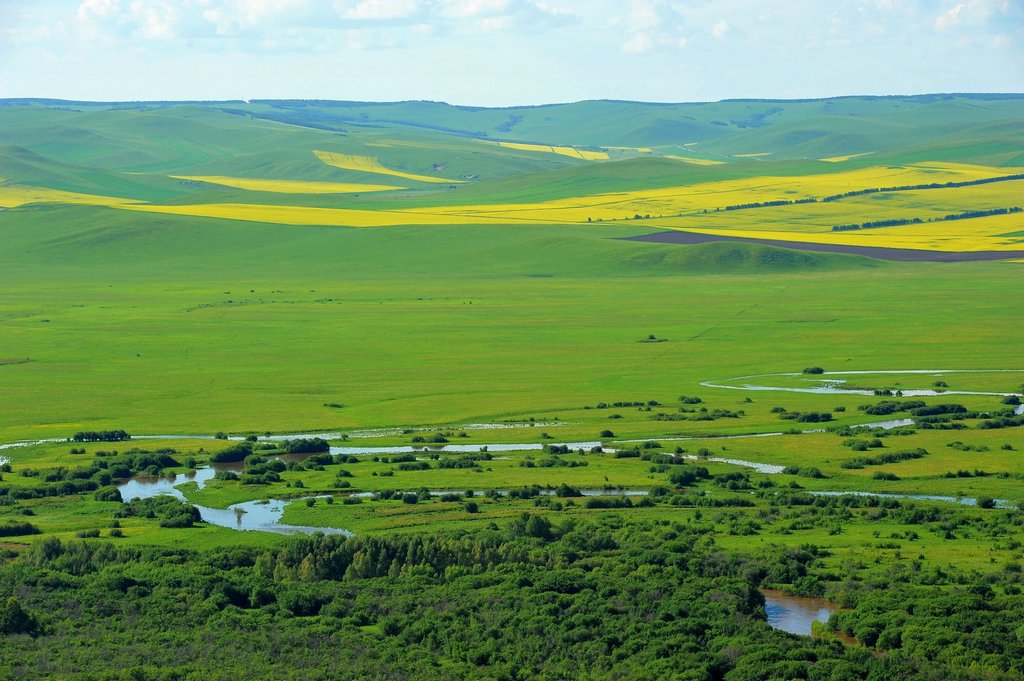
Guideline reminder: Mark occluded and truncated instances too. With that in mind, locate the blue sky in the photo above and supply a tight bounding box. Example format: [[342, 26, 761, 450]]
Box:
[[1, 0, 1021, 105]]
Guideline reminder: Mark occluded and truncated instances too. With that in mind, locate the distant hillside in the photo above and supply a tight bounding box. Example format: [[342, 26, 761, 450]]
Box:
[[2, 94, 1022, 167], [624, 240, 878, 273]]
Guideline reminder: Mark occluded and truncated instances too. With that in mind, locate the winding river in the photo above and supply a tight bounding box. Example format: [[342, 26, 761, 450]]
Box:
[[2, 371, 1019, 531], [702, 369, 1024, 398], [117, 468, 348, 536]]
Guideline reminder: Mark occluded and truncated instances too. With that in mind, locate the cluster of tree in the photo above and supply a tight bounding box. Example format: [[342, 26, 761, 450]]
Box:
[[841, 448, 929, 469], [519, 456, 588, 469], [0, 449, 180, 501], [587, 399, 661, 409], [979, 413, 1024, 430], [0, 521, 40, 537], [278, 438, 330, 454], [722, 197, 819, 211], [668, 466, 711, 486], [436, 452, 492, 470], [859, 399, 926, 415], [114, 495, 202, 528], [775, 409, 834, 423], [397, 461, 431, 471], [834, 206, 1022, 232], [833, 217, 922, 231], [781, 465, 827, 478], [410, 433, 450, 444], [372, 453, 418, 464], [910, 403, 966, 417], [70, 430, 131, 442], [843, 437, 884, 451], [210, 442, 254, 463], [830, 583, 1024, 667], [820, 173, 1024, 202], [650, 407, 744, 421]]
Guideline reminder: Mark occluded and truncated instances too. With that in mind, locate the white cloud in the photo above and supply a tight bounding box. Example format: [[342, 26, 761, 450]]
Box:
[[131, 1, 178, 39], [613, 0, 687, 53], [627, 3, 661, 31], [75, 0, 180, 39], [621, 32, 652, 53], [345, 0, 421, 20], [935, 0, 1009, 30], [4, 0, 1021, 104], [440, 0, 511, 18]]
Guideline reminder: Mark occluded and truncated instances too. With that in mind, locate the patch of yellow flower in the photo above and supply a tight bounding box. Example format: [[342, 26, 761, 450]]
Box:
[[313, 150, 461, 184], [664, 155, 726, 166], [117, 203, 521, 227], [494, 141, 609, 161], [820, 152, 875, 163], [0, 184, 141, 208], [669, 212, 1024, 252], [170, 175, 404, 194]]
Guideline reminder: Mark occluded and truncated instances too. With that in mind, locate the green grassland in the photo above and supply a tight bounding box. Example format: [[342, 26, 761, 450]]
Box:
[[1, 208, 1021, 442], [1, 95, 1023, 572]]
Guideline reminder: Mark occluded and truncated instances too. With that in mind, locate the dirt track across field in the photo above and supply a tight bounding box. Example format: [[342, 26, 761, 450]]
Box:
[[624, 231, 1024, 262]]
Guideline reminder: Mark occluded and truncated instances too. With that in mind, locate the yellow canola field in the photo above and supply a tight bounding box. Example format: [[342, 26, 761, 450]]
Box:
[[495, 141, 609, 161], [9, 160, 1020, 252], [170, 176, 404, 194], [101, 162, 1023, 241], [116, 203, 536, 228], [820, 152, 875, 163], [417, 162, 1021, 225], [664, 155, 726, 166], [0, 184, 141, 208], [669, 214, 1024, 252], [652, 180, 1024, 235], [314, 150, 461, 184]]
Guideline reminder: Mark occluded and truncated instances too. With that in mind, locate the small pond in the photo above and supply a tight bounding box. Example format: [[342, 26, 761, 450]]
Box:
[[762, 589, 838, 636]]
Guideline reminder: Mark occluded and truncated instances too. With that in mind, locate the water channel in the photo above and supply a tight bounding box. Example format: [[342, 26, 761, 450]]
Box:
[[702, 369, 1024, 398], [117, 468, 348, 536]]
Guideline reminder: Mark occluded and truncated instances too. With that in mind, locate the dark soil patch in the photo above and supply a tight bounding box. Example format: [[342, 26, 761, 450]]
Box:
[[624, 231, 1024, 262]]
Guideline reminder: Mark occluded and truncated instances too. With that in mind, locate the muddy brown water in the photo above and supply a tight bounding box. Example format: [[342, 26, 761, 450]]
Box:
[[761, 589, 839, 636]]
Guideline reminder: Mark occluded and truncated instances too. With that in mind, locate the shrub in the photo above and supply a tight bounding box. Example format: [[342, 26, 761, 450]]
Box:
[[93, 487, 122, 503], [279, 438, 330, 454], [210, 442, 253, 463], [0, 598, 38, 636], [0, 521, 40, 537]]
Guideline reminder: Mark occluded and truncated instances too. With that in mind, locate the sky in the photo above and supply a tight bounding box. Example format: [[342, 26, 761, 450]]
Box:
[[0, 0, 1021, 106]]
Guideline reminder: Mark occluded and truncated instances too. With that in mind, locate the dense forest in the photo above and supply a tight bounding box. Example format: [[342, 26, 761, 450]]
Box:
[[1, 514, 1022, 680]]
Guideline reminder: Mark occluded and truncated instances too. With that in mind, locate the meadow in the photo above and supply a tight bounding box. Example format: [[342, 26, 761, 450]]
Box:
[[1, 96, 1023, 679]]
